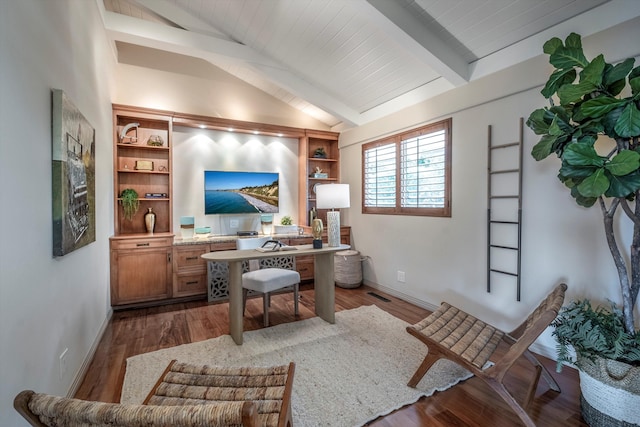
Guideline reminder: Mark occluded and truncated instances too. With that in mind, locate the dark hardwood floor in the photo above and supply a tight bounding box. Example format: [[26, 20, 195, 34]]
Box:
[[75, 284, 587, 426]]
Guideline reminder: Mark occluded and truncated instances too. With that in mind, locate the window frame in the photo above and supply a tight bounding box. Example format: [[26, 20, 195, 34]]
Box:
[[361, 118, 452, 217]]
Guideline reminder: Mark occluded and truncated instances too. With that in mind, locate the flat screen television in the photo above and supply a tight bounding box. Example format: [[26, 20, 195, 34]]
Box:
[[204, 171, 279, 214]]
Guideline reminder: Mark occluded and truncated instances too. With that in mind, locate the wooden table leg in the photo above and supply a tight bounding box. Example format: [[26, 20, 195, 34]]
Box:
[[228, 260, 244, 345], [314, 252, 335, 323]]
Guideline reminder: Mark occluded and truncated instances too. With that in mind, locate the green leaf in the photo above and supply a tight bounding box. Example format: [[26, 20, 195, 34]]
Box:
[[605, 150, 640, 176], [604, 58, 635, 85], [541, 68, 576, 98], [614, 103, 640, 138], [565, 33, 582, 49], [606, 170, 640, 197], [548, 115, 566, 136], [526, 109, 550, 135], [580, 97, 625, 118], [550, 47, 589, 69], [559, 163, 598, 179], [580, 54, 605, 86], [563, 143, 605, 167], [631, 76, 640, 96], [531, 134, 557, 160], [577, 168, 609, 197], [543, 37, 563, 55], [558, 81, 596, 104], [571, 186, 598, 207], [607, 79, 626, 97], [603, 106, 625, 137]]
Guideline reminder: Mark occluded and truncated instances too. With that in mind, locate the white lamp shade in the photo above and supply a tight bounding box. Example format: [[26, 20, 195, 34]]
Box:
[[316, 184, 350, 209]]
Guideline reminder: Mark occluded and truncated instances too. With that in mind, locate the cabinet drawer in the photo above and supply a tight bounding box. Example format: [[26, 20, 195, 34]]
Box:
[[296, 256, 314, 281], [111, 237, 173, 250], [210, 241, 237, 251], [174, 273, 207, 297], [175, 247, 208, 269]]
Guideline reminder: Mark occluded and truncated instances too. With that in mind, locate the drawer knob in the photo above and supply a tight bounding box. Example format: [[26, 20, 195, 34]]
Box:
[[136, 243, 150, 247]]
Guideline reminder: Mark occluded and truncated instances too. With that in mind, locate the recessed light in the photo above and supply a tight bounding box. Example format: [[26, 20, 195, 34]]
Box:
[[253, 130, 260, 135], [199, 124, 206, 129], [228, 127, 234, 132]]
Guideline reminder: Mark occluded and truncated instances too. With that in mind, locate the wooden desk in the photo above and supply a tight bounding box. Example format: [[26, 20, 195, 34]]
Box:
[[202, 243, 350, 344]]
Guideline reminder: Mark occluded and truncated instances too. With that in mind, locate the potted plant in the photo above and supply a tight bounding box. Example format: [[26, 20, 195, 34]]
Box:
[[120, 188, 140, 221], [274, 215, 298, 235], [526, 32, 640, 426]]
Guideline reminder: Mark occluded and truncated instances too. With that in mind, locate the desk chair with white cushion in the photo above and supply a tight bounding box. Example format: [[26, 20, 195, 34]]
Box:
[[236, 236, 300, 327]]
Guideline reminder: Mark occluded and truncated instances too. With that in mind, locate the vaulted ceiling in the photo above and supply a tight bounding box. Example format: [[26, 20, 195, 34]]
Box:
[[100, 0, 638, 131]]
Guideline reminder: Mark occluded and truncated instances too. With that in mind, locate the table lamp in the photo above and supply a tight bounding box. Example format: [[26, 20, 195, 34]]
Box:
[[315, 183, 350, 247]]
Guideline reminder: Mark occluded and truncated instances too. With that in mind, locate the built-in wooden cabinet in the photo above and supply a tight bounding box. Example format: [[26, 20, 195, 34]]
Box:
[[110, 105, 343, 309], [109, 236, 173, 306], [298, 130, 340, 227]]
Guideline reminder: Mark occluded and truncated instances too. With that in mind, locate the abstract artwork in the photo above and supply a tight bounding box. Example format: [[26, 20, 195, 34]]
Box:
[[51, 89, 95, 256]]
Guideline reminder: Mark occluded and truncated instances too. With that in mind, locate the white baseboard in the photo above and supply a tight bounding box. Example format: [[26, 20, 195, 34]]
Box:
[[67, 308, 113, 397], [363, 280, 558, 361], [363, 280, 439, 312]]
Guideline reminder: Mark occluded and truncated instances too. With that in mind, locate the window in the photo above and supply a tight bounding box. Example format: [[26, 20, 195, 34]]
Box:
[[362, 118, 451, 217]]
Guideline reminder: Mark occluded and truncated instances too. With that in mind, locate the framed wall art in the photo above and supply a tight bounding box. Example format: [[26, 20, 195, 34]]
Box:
[[51, 89, 96, 256]]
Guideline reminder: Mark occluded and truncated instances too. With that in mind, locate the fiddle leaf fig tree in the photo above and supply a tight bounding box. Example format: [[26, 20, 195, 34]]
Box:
[[526, 33, 640, 334]]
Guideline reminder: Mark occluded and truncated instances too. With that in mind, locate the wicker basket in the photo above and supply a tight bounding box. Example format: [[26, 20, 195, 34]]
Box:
[[334, 250, 362, 288]]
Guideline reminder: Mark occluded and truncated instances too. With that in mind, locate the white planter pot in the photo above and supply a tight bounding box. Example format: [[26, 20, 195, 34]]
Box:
[[273, 225, 299, 235], [579, 356, 640, 426]]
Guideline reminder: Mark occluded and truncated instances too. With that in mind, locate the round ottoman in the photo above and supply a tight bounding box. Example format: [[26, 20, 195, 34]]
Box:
[[334, 250, 362, 288]]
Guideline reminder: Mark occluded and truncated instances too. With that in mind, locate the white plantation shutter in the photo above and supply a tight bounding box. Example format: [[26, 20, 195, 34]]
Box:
[[364, 142, 396, 208], [362, 119, 451, 217], [401, 129, 446, 208]]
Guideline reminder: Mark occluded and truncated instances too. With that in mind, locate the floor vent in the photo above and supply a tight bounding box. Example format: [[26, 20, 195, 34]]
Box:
[[367, 292, 391, 302]]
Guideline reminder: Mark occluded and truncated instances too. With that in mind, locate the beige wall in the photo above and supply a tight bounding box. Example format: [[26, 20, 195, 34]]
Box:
[[114, 43, 330, 130], [339, 18, 640, 357], [0, 1, 116, 425]]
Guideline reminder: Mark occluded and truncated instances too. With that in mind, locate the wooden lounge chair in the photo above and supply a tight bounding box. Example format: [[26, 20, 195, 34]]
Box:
[[406, 283, 567, 427], [15, 360, 295, 427]]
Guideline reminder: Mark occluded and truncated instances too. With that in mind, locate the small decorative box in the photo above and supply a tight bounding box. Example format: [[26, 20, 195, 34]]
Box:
[[313, 173, 328, 178]]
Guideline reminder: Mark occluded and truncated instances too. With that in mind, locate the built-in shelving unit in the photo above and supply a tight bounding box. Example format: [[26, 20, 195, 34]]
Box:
[[298, 129, 340, 226], [113, 105, 173, 236], [110, 105, 341, 309]]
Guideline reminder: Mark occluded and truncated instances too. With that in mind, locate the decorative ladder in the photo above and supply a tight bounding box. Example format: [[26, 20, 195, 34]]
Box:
[[487, 118, 524, 301]]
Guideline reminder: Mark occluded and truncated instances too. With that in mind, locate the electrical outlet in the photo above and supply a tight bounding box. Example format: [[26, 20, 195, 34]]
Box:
[[397, 270, 406, 283], [229, 219, 239, 228], [59, 348, 68, 379]]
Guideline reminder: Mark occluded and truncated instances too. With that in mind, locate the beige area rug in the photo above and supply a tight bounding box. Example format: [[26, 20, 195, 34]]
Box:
[[121, 305, 473, 426]]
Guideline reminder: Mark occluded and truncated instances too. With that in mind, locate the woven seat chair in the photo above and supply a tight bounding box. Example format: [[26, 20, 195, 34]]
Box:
[[406, 283, 567, 427], [15, 360, 295, 427]]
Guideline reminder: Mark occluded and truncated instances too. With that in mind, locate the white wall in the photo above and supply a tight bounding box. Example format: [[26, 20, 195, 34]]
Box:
[[114, 43, 330, 130], [0, 1, 116, 425], [340, 18, 640, 358], [172, 128, 300, 233]]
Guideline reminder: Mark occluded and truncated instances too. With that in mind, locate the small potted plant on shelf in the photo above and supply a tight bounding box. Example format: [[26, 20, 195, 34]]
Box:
[[313, 147, 327, 158], [120, 188, 140, 221], [274, 215, 298, 235], [526, 32, 640, 426]]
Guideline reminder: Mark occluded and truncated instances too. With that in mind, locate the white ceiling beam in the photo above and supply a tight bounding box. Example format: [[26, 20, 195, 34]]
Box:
[[133, 0, 232, 41], [360, 0, 469, 87], [104, 11, 363, 126]]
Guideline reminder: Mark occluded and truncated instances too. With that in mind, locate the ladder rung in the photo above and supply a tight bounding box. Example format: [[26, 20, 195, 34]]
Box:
[[489, 142, 519, 150], [490, 195, 519, 199], [490, 220, 519, 224], [490, 269, 519, 277], [490, 244, 519, 250], [490, 168, 519, 175]]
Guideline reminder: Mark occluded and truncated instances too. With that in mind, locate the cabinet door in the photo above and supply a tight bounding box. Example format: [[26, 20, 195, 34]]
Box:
[[110, 247, 172, 305]]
